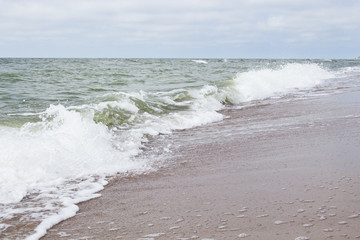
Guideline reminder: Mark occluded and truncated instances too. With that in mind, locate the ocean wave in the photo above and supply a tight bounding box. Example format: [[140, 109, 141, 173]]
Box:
[[0, 104, 149, 239], [0, 63, 334, 205], [0, 61, 336, 240], [0, 86, 225, 202], [0, 105, 146, 204], [217, 63, 334, 104]]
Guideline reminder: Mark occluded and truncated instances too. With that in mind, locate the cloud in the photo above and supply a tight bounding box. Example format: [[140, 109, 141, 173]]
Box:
[[0, 0, 359, 57]]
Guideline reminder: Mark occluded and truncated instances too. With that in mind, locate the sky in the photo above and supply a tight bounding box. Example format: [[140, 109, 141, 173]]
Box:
[[0, 0, 359, 58]]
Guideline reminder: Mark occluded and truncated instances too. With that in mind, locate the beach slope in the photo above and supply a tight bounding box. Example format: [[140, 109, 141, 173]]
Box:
[[43, 91, 360, 240]]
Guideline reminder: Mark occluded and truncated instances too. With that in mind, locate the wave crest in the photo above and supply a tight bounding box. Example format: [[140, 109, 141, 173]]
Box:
[[220, 63, 334, 104]]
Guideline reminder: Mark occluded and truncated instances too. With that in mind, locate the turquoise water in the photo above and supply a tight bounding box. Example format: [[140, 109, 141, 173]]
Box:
[[0, 58, 359, 239]]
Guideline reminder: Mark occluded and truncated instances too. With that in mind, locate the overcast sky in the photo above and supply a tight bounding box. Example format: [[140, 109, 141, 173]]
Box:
[[1, 0, 359, 58]]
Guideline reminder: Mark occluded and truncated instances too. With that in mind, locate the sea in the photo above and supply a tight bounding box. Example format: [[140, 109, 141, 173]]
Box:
[[0, 58, 360, 239]]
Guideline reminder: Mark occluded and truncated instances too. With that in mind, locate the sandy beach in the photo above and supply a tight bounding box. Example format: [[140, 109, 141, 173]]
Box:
[[42, 91, 360, 240]]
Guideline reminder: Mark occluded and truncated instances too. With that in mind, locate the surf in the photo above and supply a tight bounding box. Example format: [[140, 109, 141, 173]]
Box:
[[0, 59, 350, 240]]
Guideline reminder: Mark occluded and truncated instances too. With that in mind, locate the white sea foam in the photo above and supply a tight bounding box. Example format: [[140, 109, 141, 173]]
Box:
[[337, 65, 360, 75], [0, 105, 149, 239], [0, 105, 144, 204], [220, 63, 334, 104]]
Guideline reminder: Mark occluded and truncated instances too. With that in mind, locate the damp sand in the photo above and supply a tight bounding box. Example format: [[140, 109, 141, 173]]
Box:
[[43, 91, 360, 240]]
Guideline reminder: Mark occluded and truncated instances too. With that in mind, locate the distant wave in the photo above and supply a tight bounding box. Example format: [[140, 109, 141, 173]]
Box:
[[191, 59, 208, 64]]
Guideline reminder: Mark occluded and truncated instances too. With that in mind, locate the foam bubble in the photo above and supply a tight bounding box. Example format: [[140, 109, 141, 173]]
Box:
[[295, 237, 310, 240], [348, 214, 359, 219], [238, 233, 250, 238], [303, 223, 314, 228], [143, 233, 165, 237]]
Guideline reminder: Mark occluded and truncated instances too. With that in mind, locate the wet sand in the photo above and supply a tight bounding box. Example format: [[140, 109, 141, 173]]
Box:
[[43, 92, 360, 240]]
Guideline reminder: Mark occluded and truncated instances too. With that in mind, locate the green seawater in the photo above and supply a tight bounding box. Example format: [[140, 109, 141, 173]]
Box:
[[1, 58, 359, 128]]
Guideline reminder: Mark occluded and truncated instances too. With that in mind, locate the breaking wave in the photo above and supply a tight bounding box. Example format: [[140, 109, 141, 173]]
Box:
[[0, 62, 336, 240]]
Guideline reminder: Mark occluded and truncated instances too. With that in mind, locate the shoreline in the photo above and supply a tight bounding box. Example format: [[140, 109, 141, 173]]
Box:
[[42, 92, 360, 240]]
